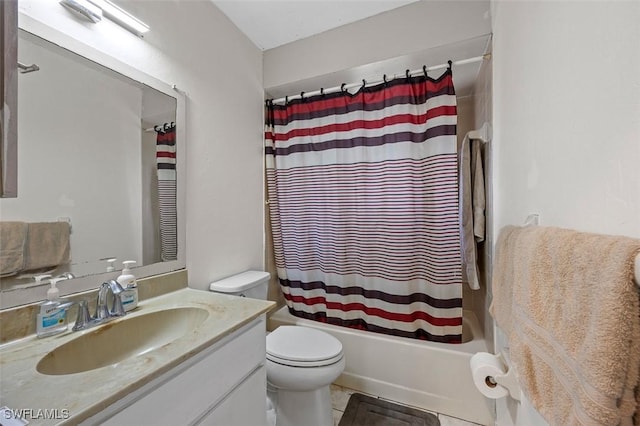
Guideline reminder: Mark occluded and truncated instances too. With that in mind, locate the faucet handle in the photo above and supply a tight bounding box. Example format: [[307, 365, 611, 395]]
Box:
[[110, 293, 126, 317], [73, 300, 91, 331]]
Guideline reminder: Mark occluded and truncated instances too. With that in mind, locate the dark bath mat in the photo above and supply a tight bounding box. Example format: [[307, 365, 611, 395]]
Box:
[[338, 393, 440, 426]]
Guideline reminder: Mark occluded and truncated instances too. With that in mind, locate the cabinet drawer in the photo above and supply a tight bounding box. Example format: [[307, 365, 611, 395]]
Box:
[[197, 365, 266, 426], [95, 318, 266, 425]]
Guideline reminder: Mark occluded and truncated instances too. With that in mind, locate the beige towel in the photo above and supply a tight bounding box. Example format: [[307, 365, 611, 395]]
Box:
[[460, 136, 486, 290], [0, 221, 28, 276], [471, 140, 485, 242], [490, 225, 640, 425], [23, 222, 71, 272]]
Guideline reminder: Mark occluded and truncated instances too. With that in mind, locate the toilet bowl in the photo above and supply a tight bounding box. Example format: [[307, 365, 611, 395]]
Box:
[[266, 326, 345, 426], [209, 271, 345, 426]]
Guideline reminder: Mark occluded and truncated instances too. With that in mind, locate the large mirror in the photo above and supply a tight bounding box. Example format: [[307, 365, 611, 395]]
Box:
[[0, 22, 185, 308]]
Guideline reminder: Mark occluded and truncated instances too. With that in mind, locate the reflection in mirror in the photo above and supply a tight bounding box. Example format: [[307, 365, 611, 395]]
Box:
[[0, 29, 177, 292]]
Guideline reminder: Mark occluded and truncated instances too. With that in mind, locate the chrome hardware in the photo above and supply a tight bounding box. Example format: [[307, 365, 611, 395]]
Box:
[[71, 280, 126, 331], [55, 272, 76, 280], [17, 62, 40, 74], [95, 279, 125, 320], [72, 300, 92, 331]]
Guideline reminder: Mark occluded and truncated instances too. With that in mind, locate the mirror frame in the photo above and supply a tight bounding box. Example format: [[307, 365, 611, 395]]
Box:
[[1, 13, 186, 309]]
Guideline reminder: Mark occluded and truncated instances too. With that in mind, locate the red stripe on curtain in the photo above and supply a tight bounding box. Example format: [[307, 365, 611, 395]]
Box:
[[271, 72, 455, 120], [265, 69, 462, 343], [286, 295, 462, 327], [268, 106, 457, 142], [156, 125, 177, 262]]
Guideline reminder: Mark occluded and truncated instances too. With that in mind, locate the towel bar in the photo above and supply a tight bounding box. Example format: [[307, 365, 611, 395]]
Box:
[[522, 214, 637, 288], [524, 214, 539, 227]]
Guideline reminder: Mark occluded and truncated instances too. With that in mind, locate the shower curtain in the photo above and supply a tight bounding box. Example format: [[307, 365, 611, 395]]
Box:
[[265, 69, 462, 343], [156, 124, 177, 261]]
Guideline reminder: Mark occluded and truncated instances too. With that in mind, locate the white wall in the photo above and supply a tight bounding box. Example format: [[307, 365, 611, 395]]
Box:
[[264, 1, 491, 91], [492, 1, 640, 424], [492, 0, 640, 240], [16, 0, 265, 290]]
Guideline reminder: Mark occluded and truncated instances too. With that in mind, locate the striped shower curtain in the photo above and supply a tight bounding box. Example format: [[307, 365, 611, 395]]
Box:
[[156, 125, 177, 261], [265, 69, 462, 343]]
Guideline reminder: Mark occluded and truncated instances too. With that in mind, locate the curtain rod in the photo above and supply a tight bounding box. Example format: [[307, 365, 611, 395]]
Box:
[[144, 122, 175, 133], [268, 54, 491, 105]]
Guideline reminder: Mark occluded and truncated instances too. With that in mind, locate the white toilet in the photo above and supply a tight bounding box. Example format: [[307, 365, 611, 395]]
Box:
[[209, 271, 345, 426]]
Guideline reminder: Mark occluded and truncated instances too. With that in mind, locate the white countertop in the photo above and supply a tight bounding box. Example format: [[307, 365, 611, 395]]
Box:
[[0, 288, 274, 425]]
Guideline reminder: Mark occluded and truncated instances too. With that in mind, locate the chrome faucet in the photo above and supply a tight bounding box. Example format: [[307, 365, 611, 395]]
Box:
[[96, 279, 126, 320], [72, 280, 126, 331]]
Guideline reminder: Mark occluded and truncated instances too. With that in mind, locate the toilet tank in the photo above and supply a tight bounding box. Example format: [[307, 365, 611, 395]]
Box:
[[208, 270, 271, 300]]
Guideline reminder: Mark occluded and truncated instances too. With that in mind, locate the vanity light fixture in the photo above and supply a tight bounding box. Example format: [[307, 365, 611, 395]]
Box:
[[59, 0, 103, 23], [89, 0, 150, 36], [59, 0, 150, 36]]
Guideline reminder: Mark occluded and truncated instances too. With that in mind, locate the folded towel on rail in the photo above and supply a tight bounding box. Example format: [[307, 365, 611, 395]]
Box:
[[0, 222, 28, 276], [23, 222, 71, 273], [490, 225, 640, 425]]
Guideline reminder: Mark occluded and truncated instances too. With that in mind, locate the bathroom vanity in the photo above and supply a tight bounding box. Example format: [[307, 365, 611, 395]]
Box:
[[0, 284, 274, 425]]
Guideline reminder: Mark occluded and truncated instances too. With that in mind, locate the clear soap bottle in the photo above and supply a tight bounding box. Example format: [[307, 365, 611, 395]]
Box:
[[116, 260, 138, 312], [36, 278, 69, 338]]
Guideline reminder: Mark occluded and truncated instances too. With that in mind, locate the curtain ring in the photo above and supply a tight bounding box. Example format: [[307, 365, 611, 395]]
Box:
[[405, 69, 411, 79], [447, 60, 453, 70], [320, 87, 324, 96], [285, 96, 289, 104], [340, 83, 346, 93], [362, 79, 366, 88], [300, 91, 305, 100], [423, 65, 428, 77], [383, 74, 387, 84]]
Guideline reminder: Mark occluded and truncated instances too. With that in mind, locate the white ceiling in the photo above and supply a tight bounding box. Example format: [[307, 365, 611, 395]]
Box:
[[212, 0, 420, 51]]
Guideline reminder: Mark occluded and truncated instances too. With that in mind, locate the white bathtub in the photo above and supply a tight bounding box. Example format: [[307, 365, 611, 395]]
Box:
[[268, 306, 495, 425]]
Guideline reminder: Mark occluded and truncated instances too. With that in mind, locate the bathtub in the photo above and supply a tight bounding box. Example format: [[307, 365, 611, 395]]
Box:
[[268, 306, 495, 425]]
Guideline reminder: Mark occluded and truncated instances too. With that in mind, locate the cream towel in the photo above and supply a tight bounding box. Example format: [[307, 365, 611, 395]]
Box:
[[471, 140, 485, 242], [459, 136, 486, 290], [0, 221, 28, 276], [23, 222, 71, 272], [491, 226, 640, 425]]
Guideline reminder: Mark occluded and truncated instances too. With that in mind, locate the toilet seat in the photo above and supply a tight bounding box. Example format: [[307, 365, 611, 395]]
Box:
[[266, 326, 343, 368]]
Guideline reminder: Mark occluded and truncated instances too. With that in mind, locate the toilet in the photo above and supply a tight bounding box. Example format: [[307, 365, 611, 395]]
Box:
[[209, 271, 345, 426]]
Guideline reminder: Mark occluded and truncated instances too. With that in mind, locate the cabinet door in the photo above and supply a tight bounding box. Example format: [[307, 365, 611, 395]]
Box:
[[94, 319, 266, 425], [197, 366, 267, 426]]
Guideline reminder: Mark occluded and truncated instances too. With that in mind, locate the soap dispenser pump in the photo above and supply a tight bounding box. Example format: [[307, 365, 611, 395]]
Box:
[[36, 278, 69, 338], [105, 257, 117, 272], [117, 260, 138, 312]]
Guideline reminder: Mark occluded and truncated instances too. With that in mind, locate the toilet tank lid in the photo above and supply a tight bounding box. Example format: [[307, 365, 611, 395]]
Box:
[[209, 270, 271, 293]]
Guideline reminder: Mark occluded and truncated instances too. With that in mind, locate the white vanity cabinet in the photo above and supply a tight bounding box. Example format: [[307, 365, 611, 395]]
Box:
[[83, 317, 267, 426]]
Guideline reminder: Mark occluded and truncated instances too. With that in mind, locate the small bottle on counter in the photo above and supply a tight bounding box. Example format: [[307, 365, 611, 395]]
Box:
[[116, 260, 138, 312], [36, 278, 69, 338]]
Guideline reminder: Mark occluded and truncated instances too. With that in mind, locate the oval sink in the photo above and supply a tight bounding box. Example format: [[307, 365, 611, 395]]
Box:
[[37, 307, 209, 375]]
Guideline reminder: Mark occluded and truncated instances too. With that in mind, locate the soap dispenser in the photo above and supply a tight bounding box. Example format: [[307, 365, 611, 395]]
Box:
[[116, 260, 138, 312], [105, 257, 117, 272], [36, 278, 69, 338]]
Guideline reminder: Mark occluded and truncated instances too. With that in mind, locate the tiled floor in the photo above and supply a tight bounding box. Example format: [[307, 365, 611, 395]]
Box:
[[330, 384, 483, 426]]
